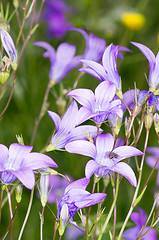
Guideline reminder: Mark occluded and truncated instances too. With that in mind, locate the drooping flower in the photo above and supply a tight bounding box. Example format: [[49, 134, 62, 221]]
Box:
[[47, 101, 102, 150], [58, 177, 106, 233], [122, 208, 157, 240], [131, 42, 159, 89], [66, 133, 144, 186], [42, 0, 73, 38], [67, 81, 123, 125], [0, 143, 58, 189], [70, 27, 106, 62], [146, 147, 159, 185], [33, 41, 81, 84]]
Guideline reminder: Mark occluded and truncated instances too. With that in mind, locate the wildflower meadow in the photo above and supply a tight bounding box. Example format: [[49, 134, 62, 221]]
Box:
[[1, 0, 159, 239]]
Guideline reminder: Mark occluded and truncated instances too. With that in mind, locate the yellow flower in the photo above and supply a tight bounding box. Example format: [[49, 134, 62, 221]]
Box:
[[121, 12, 145, 31]]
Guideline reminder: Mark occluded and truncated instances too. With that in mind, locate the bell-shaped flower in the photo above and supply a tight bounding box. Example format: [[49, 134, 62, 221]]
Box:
[[70, 27, 106, 62], [33, 41, 81, 83], [131, 42, 159, 89], [47, 101, 102, 150], [146, 147, 159, 185], [58, 177, 106, 232], [66, 133, 144, 186], [79, 43, 130, 90], [0, 143, 58, 189], [122, 208, 157, 240], [67, 81, 123, 125]]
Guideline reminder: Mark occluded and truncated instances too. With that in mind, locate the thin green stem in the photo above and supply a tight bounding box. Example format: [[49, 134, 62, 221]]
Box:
[[117, 130, 149, 240], [18, 187, 34, 240], [98, 174, 120, 240], [7, 189, 14, 240], [40, 206, 45, 240]]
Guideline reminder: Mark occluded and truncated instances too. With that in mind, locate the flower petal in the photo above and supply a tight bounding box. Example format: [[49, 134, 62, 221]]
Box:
[[95, 81, 116, 105], [113, 146, 144, 161], [80, 59, 107, 80], [8, 143, 33, 169], [47, 111, 61, 131], [77, 107, 96, 125], [60, 101, 78, 132], [64, 177, 90, 194], [33, 41, 56, 64], [65, 140, 96, 158], [75, 192, 106, 208], [67, 88, 95, 109], [85, 160, 100, 178], [111, 162, 137, 186], [12, 169, 35, 189], [23, 153, 58, 169], [96, 134, 114, 158], [0, 144, 8, 166]]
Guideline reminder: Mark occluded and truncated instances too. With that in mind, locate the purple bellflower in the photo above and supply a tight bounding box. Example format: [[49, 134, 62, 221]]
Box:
[[0, 143, 58, 189], [43, 0, 73, 38], [33, 41, 81, 84], [131, 42, 159, 89], [47, 175, 73, 203], [58, 177, 106, 232], [122, 208, 157, 240], [66, 133, 144, 186], [146, 147, 159, 185], [67, 81, 123, 125], [47, 101, 102, 150], [79, 43, 131, 90], [70, 27, 106, 62]]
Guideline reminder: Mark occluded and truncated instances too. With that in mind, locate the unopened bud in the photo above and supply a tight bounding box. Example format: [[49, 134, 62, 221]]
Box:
[[132, 104, 142, 117], [56, 97, 66, 116], [125, 116, 131, 137], [13, 0, 19, 8], [16, 134, 24, 145], [154, 113, 159, 134], [16, 185, 22, 203], [59, 203, 69, 236], [0, 71, 9, 85], [145, 113, 153, 130], [40, 174, 49, 207]]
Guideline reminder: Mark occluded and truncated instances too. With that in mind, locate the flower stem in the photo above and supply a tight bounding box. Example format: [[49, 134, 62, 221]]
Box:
[[18, 187, 34, 240], [7, 188, 14, 240], [117, 130, 149, 240], [98, 174, 120, 240], [40, 206, 45, 240]]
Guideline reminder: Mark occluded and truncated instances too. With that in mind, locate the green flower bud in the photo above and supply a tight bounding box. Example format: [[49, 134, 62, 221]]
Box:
[[16, 185, 22, 203], [0, 71, 9, 85], [13, 0, 19, 8]]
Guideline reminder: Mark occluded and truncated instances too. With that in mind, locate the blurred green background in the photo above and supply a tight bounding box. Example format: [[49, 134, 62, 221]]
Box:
[[0, 0, 159, 239]]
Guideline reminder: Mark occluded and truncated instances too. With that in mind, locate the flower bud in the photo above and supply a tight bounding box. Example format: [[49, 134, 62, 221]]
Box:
[[154, 113, 159, 134], [40, 174, 49, 207], [0, 71, 9, 85], [16, 185, 22, 203], [145, 112, 153, 130], [13, 0, 19, 8], [16, 134, 24, 145], [56, 97, 66, 116], [132, 104, 142, 117], [125, 116, 131, 137], [59, 203, 69, 236]]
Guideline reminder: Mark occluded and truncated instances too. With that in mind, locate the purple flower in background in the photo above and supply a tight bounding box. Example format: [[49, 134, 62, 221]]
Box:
[[33, 41, 81, 83], [66, 133, 144, 186], [122, 208, 157, 240], [146, 147, 159, 185], [70, 27, 106, 62], [131, 42, 159, 89], [47, 175, 73, 203], [58, 177, 106, 231], [43, 0, 73, 38], [67, 81, 123, 125], [0, 143, 58, 189], [79, 43, 130, 90], [47, 101, 102, 150]]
